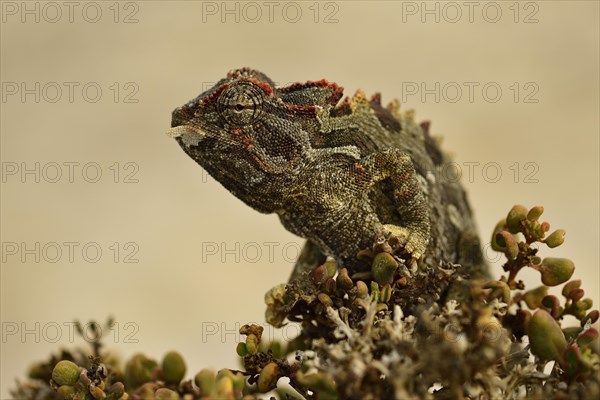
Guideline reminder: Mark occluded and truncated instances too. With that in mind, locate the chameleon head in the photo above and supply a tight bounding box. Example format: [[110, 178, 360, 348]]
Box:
[[166, 68, 316, 178], [167, 68, 271, 147]]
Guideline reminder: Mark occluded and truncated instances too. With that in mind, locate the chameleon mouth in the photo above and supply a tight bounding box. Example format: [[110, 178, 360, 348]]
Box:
[[166, 123, 245, 150], [165, 124, 200, 138], [165, 124, 208, 147]]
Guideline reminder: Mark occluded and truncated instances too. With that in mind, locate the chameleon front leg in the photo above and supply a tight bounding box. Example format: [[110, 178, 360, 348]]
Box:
[[360, 148, 431, 261]]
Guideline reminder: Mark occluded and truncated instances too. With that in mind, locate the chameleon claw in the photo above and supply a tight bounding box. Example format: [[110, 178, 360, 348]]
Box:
[[380, 224, 428, 262]]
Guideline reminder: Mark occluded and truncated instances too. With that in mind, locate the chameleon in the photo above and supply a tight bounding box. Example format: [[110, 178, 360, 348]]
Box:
[[167, 68, 488, 283]]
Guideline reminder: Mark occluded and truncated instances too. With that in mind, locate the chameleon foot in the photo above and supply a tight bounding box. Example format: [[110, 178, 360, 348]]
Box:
[[379, 224, 428, 261]]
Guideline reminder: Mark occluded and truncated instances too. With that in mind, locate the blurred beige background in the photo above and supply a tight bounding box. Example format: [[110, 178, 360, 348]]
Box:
[[1, 1, 598, 397]]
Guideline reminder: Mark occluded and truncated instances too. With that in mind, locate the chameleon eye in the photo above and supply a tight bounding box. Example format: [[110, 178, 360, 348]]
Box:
[[217, 82, 265, 126]]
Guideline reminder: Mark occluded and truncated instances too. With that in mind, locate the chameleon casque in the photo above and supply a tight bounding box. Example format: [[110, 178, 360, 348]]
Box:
[[167, 68, 487, 286]]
